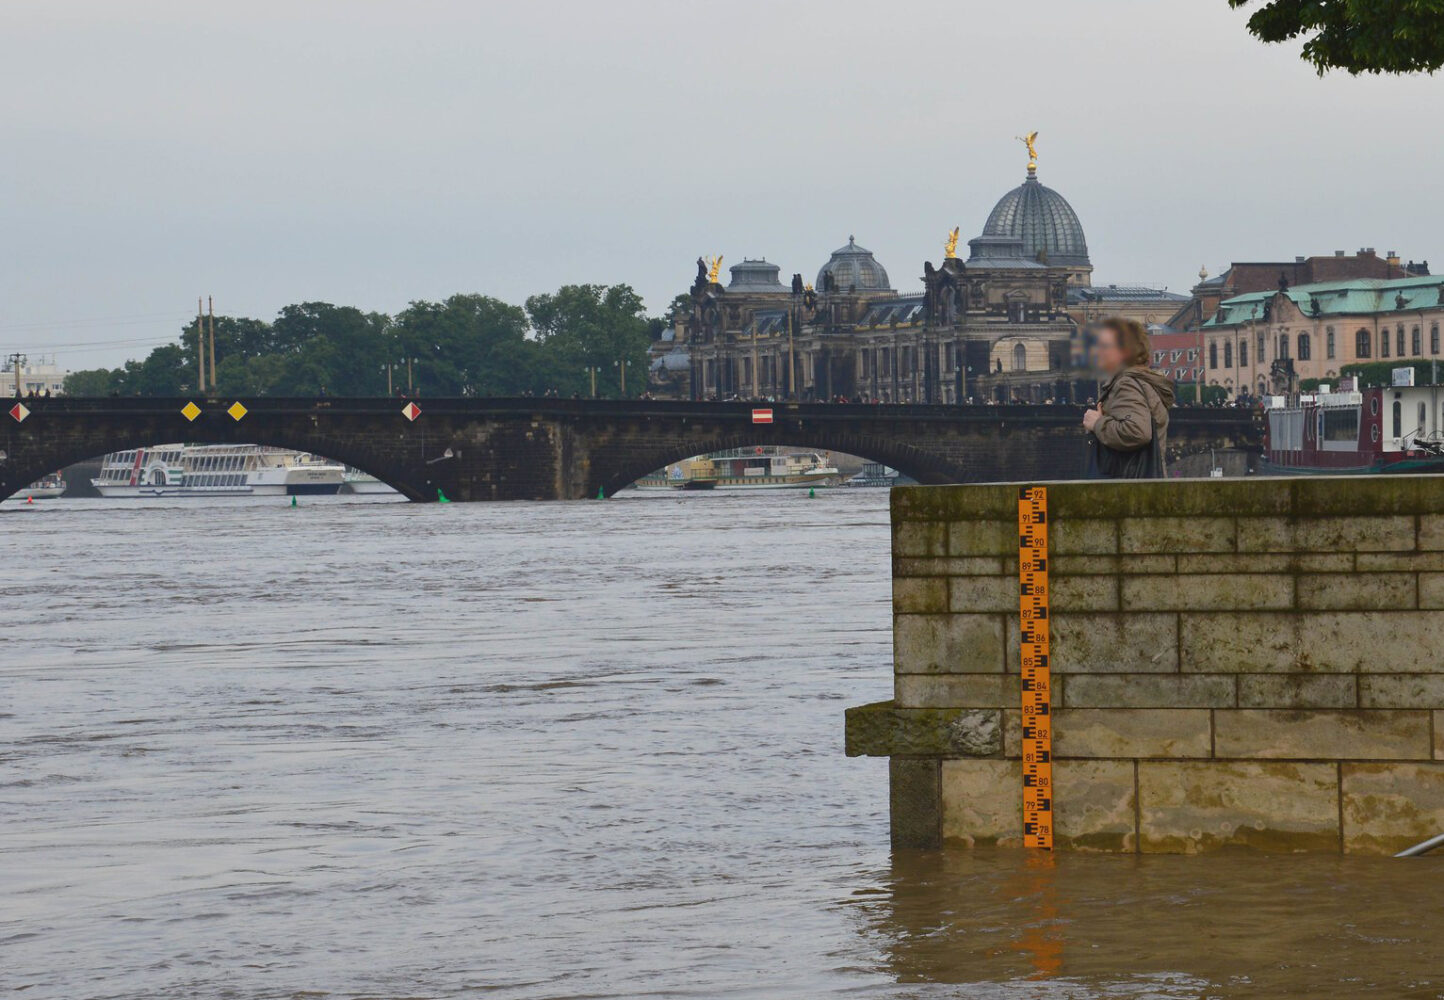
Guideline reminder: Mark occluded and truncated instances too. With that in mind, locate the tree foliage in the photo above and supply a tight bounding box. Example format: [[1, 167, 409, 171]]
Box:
[[1231, 0, 1444, 75], [63, 284, 657, 399]]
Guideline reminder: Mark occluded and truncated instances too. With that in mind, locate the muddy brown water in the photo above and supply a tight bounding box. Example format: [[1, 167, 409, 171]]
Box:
[[2, 491, 1438, 998]]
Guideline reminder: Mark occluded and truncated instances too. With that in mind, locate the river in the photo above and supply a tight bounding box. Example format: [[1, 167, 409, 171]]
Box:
[[1, 490, 1439, 998]]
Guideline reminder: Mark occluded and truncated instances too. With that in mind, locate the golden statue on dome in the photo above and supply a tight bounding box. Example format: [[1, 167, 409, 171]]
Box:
[[1017, 130, 1039, 171], [943, 227, 960, 259], [706, 255, 724, 284]]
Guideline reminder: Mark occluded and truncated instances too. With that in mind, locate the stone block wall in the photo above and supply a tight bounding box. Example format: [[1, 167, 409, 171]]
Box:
[[846, 476, 1444, 854]]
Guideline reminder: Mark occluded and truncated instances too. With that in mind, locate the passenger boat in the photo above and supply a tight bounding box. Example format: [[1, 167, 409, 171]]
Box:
[[7, 473, 67, 499], [91, 444, 346, 496], [1262, 382, 1444, 475], [635, 448, 841, 490], [845, 461, 901, 488], [343, 468, 397, 494]]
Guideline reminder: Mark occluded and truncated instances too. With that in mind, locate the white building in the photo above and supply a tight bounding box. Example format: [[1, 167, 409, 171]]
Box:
[[3, 356, 70, 395]]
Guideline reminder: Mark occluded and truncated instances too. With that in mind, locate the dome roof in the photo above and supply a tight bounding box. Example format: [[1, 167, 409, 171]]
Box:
[[817, 236, 891, 292], [728, 258, 786, 293], [976, 169, 1089, 269]]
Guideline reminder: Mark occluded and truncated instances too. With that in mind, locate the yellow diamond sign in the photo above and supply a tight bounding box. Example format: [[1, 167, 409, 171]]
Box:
[[227, 401, 248, 421], [181, 401, 202, 422]]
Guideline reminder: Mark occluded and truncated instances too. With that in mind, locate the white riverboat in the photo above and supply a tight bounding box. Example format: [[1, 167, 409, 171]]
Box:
[[91, 444, 345, 497], [636, 448, 841, 491], [7, 473, 67, 500], [343, 468, 397, 494]]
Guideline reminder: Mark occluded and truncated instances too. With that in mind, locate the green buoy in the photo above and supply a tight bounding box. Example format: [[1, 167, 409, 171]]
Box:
[[597, 486, 605, 500], [809, 487, 816, 498], [437, 488, 451, 503], [290, 495, 298, 507]]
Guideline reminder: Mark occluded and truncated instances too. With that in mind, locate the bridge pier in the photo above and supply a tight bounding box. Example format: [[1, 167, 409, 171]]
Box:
[[848, 475, 1444, 854]]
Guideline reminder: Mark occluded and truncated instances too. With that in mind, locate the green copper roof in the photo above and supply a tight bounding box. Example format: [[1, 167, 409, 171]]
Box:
[[1204, 275, 1444, 327]]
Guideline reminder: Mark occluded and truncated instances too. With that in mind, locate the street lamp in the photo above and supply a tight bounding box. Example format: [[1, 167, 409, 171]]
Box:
[[380, 362, 394, 396], [402, 358, 419, 395], [583, 365, 600, 398], [614, 358, 632, 397]]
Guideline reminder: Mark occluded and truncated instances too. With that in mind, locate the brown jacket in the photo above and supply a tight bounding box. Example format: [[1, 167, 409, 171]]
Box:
[[1093, 366, 1174, 454]]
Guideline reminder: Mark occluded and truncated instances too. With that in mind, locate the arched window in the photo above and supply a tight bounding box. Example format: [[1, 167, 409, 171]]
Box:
[[1356, 329, 1372, 358], [1393, 400, 1402, 440], [1012, 342, 1027, 371], [1326, 327, 1335, 359], [1298, 333, 1311, 360], [1258, 332, 1266, 361], [1240, 340, 1248, 367], [1278, 334, 1290, 360], [1223, 341, 1233, 368], [1381, 329, 1391, 358], [1413, 326, 1423, 356], [1209, 342, 1218, 369], [1398, 326, 1406, 356], [1433, 323, 1441, 355]]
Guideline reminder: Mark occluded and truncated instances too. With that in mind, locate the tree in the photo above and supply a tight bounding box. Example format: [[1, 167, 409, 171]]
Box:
[[525, 284, 650, 397], [1231, 0, 1444, 75], [393, 294, 534, 396], [64, 368, 118, 395]]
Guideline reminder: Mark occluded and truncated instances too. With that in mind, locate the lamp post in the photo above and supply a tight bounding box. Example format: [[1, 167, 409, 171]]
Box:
[[614, 358, 631, 397], [584, 365, 600, 398], [380, 362, 394, 396], [404, 357, 419, 395]]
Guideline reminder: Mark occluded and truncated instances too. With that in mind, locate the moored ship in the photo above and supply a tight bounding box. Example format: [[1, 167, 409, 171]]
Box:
[[636, 448, 841, 491], [91, 444, 346, 496], [7, 473, 67, 500], [1262, 381, 1444, 475]]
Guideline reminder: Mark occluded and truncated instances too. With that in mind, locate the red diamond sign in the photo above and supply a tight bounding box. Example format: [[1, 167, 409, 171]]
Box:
[[751, 408, 773, 424], [9, 402, 29, 423], [401, 402, 422, 422]]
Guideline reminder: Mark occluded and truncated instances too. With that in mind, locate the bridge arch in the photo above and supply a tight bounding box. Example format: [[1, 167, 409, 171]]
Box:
[[1, 399, 422, 501], [596, 429, 959, 498]]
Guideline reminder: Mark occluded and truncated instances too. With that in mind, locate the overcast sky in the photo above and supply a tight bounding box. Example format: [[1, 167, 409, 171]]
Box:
[[3, 1, 1442, 370]]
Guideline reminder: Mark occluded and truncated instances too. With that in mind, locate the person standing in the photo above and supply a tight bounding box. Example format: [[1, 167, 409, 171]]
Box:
[[1081, 318, 1175, 479]]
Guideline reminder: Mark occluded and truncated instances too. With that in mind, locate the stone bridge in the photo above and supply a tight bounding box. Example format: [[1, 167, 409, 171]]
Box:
[[1, 397, 1262, 502]]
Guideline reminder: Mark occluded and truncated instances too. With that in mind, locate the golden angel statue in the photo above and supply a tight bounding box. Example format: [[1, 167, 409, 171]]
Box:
[[944, 226, 960, 259], [706, 255, 724, 284], [1017, 131, 1039, 169]]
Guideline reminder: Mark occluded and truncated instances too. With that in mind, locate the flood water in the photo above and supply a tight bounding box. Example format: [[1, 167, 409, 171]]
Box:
[[2, 490, 1440, 999]]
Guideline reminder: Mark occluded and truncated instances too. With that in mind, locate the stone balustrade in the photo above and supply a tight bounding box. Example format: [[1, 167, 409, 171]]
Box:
[[847, 476, 1444, 854]]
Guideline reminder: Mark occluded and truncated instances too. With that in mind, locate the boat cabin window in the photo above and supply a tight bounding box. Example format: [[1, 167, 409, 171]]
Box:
[[1322, 408, 1359, 442]]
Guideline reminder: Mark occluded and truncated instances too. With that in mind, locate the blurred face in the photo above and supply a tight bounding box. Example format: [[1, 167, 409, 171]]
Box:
[[1093, 325, 1126, 375]]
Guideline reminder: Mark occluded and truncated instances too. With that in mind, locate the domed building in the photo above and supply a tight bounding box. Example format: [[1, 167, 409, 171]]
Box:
[[968, 165, 1092, 285], [727, 258, 787, 294], [816, 237, 893, 293], [672, 146, 1100, 405]]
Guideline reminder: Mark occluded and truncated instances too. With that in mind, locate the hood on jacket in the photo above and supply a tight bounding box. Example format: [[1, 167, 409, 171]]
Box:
[[1104, 366, 1175, 408]]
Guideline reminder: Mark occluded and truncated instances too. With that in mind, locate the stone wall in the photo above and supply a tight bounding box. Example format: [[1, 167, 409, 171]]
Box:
[[1, 397, 1259, 502], [847, 476, 1444, 854]]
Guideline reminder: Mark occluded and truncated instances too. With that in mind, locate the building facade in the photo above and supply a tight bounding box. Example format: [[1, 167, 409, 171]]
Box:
[[1202, 274, 1444, 397], [2, 356, 69, 396], [671, 160, 1105, 404]]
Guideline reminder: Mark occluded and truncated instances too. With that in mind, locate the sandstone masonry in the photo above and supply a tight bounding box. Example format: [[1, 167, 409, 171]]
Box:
[[847, 476, 1444, 854]]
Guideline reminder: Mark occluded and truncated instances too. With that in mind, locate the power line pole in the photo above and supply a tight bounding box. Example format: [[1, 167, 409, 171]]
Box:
[[208, 296, 218, 390], [7, 352, 26, 396], [195, 298, 206, 392]]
